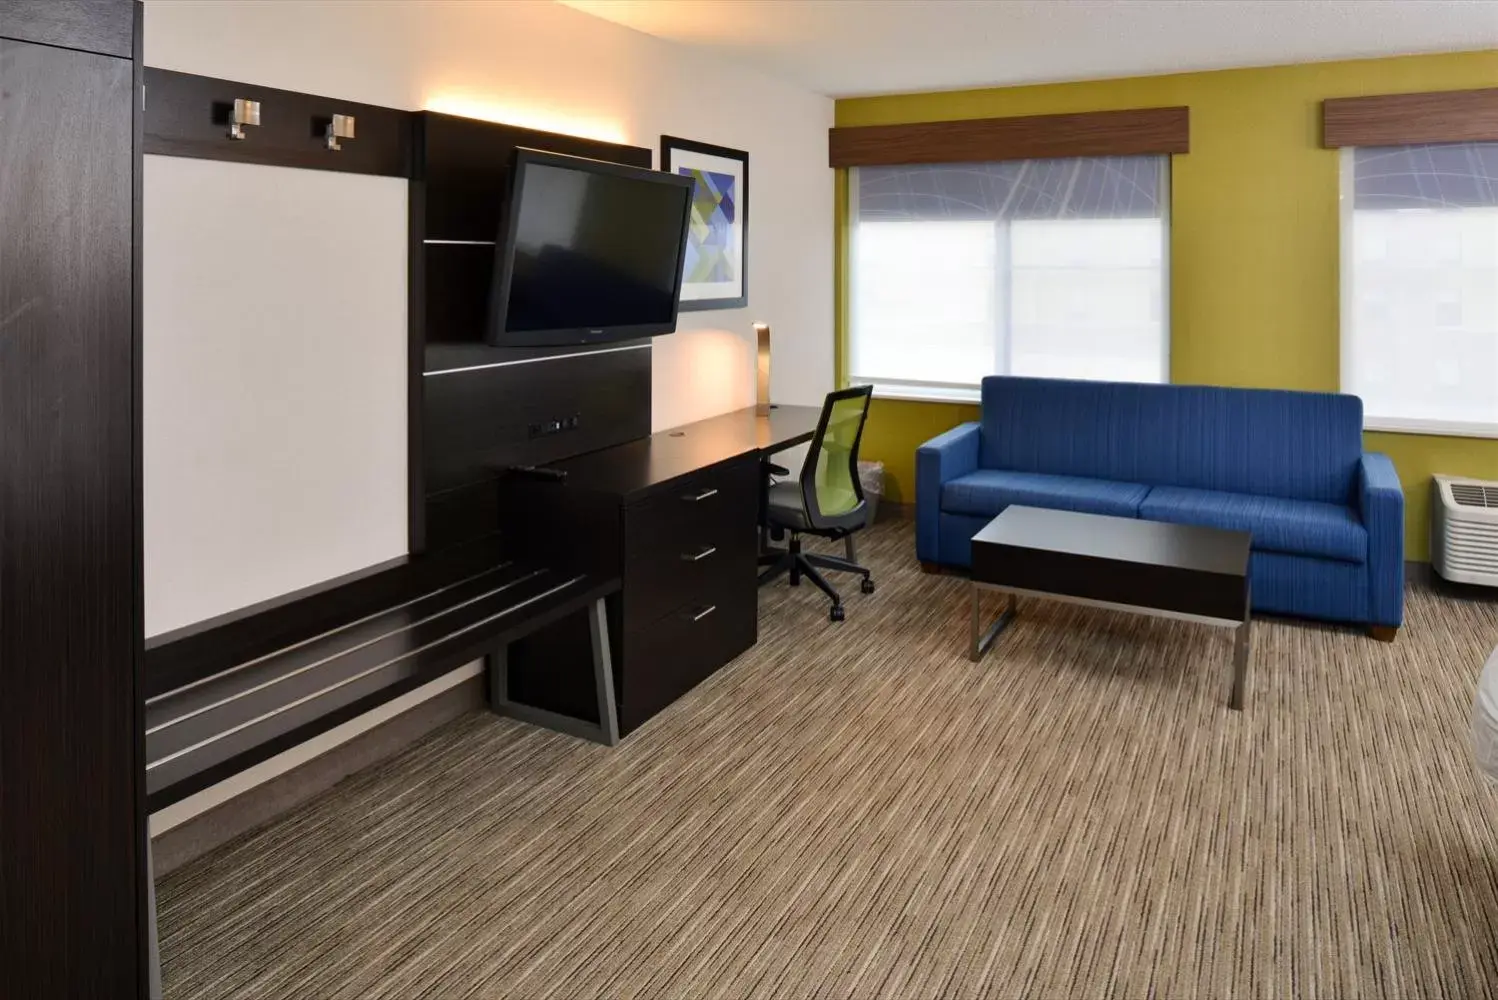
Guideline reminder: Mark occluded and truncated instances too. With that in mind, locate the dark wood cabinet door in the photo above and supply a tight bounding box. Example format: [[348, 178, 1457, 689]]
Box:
[[0, 36, 141, 997]]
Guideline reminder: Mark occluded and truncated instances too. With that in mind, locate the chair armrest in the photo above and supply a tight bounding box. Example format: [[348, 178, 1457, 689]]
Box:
[[917, 422, 981, 483], [1359, 452, 1404, 520], [915, 422, 981, 562], [1359, 452, 1405, 626], [765, 462, 790, 477]]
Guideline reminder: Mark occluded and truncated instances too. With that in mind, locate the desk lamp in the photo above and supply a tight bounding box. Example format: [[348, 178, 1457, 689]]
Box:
[[754, 321, 771, 415]]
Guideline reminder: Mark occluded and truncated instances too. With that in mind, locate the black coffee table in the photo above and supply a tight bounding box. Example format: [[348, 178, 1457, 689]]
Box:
[[969, 505, 1254, 709]]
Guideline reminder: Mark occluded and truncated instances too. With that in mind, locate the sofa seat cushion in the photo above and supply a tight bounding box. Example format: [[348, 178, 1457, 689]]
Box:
[[940, 470, 1150, 520], [1139, 486, 1367, 563]]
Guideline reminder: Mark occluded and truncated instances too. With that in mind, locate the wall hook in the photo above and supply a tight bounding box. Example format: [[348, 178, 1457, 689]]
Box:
[[325, 114, 356, 151], [228, 98, 260, 140]]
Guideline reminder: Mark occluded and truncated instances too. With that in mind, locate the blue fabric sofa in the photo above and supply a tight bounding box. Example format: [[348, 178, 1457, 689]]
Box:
[[916, 377, 1405, 632]]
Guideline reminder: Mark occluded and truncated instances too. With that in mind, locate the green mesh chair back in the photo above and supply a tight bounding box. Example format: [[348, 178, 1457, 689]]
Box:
[[799, 385, 874, 531]]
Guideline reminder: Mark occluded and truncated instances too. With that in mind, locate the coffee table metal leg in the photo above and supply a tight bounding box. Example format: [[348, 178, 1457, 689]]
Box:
[[970, 584, 979, 661], [1229, 617, 1250, 711], [970, 585, 1016, 662]]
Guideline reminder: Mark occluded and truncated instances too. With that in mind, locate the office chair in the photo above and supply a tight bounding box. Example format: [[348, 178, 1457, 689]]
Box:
[[758, 385, 876, 622]]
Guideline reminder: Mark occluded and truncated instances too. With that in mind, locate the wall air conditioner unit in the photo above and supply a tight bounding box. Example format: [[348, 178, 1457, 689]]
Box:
[[1432, 475, 1498, 587]]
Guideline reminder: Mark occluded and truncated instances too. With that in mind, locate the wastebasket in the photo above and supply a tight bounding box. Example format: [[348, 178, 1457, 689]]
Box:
[[858, 460, 885, 523]]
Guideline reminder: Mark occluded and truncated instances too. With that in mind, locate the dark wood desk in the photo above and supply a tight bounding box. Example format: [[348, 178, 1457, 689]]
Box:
[[550, 404, 822, 501], [502, 404, 822, 734]]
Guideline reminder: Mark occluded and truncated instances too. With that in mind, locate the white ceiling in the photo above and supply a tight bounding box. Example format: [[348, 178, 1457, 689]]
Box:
[[560, 0, 1498, 97]]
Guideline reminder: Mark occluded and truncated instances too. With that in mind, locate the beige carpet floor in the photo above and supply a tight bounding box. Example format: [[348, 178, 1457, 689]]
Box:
[[158, 520, 1498, 999]]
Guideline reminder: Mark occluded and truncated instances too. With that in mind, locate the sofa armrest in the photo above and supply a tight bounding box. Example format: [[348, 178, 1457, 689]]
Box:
[[915, 422, 981, 563], [1359, 452, 1405, 627]]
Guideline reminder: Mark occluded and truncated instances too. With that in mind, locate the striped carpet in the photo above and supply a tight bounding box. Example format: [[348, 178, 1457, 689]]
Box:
[[157, 520, 1498, 999]]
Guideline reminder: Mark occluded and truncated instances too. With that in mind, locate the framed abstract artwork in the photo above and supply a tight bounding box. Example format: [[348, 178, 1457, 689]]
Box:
[[660, 136, 748, 311]]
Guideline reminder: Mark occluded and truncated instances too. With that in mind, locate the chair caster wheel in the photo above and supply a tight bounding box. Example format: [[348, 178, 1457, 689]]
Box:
[[860, 578, 876, 595], [829, 604, 846, 622]]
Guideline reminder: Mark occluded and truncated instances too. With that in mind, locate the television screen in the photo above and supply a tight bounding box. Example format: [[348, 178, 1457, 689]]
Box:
[[490, 148, 694, 347]]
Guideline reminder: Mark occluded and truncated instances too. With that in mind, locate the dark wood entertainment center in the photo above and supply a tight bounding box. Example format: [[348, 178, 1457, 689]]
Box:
[[135, 64, 794, 752]]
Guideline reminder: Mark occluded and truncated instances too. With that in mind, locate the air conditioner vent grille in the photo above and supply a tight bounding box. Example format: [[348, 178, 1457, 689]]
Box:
[[1451, 483, 1498, 508], [1435, 476, 1498, 587]]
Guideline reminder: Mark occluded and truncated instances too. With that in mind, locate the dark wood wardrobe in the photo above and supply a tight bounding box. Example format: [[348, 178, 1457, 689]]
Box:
[[0, 1, 147, 996]]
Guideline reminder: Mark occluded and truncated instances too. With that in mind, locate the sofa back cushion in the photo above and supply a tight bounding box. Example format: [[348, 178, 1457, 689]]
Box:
[[978, 377, 1363, 505]]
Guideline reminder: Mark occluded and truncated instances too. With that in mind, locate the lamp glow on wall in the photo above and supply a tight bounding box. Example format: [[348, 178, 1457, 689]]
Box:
[[754, 322, 771, 415], [422, 94, 628, 144]]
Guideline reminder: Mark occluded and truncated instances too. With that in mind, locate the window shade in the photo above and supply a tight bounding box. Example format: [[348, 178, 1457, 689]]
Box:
[[856, 156, 1164, 221], [849, 156, 1169, 401], [1341, 141, 1498, 437], [1351, 143, 1498, 210]]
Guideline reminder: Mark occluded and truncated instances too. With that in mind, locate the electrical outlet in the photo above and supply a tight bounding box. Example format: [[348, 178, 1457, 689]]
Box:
[[528, 413, 581, 439]]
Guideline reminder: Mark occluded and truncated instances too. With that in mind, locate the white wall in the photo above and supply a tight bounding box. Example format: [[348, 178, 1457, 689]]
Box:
[[142, 159, 410, 636], [143, 0, 834, 634]]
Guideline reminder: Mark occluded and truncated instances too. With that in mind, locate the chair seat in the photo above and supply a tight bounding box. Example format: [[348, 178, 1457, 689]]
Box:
[[1139, 486, 1367, 563], [940, 469, 1150, 519], [766, 481, 810, 529], [766, 481, 866, 533]]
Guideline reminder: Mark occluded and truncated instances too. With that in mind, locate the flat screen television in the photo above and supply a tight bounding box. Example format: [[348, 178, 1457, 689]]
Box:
[[488, 148, 694, 348]]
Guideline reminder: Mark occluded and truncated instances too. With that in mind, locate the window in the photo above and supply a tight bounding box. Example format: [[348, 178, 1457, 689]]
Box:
[[849, 157, 1169, 402], [1341, 142, 1498, 437]]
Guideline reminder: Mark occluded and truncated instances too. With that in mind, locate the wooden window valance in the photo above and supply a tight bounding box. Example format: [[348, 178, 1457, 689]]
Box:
[[1323, 88, 1498, 148], [827, 106, 1189, 168]]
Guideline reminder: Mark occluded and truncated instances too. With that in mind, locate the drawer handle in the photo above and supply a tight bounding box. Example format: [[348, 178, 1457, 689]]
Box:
[[690, 604, 717, 622], [683, 487, 719, 502], [682, 545, 718, 562]]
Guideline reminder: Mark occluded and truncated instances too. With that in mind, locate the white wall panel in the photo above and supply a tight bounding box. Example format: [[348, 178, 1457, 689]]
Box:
[[143, 156, 408, 636]]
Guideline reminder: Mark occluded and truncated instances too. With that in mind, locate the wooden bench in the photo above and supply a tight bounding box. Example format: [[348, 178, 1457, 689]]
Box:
[[144, 542, 619, 811]]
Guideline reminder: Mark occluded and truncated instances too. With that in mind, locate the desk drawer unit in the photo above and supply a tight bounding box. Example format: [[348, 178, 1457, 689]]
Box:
[[621, 457, 758, 628], [617, 456, 759, 732], [623, 458, 759, 565]]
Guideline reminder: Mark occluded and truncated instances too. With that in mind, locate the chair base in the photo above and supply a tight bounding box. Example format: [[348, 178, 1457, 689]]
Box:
[[759, 534, 874, 621]]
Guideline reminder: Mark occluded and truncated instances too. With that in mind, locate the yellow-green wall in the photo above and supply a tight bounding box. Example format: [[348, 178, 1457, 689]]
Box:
[[836, 50, 1498, 560]]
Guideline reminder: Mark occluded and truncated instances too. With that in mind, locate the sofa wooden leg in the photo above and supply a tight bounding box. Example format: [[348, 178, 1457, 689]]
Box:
[[920, 561, 942, 575], [1369, 625, 1398, 643]]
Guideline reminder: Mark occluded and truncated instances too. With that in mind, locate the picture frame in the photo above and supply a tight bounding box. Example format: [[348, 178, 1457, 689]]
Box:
[[660, 135, 749, 311]]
